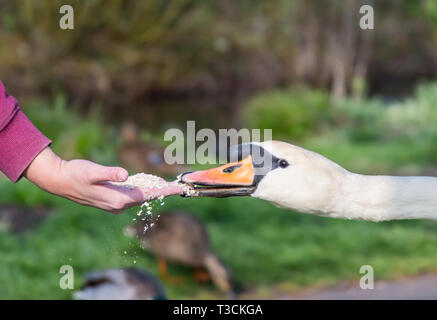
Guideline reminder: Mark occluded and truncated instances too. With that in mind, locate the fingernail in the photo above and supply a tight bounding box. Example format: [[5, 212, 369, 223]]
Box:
[[118, 169, 128, 181]]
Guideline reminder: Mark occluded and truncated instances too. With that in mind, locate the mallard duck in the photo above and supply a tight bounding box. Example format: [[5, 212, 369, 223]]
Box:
[[0, 204, 49, 234], [118, 122, 186, 177], [125, 211, 233, 295], [73, 268, 166, 300], [180, 140, 437, 221]]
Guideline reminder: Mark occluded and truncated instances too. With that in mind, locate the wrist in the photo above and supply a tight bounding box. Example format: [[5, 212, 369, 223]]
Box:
[[24, 147, 65, 196], [55, 158, 72, 198]]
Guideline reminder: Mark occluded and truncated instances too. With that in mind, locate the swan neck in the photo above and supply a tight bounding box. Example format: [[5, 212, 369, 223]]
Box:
[[336, 173, 437, 221]]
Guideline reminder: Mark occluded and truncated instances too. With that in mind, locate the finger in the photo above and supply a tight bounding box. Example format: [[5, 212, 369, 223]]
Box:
[[156, 181, 185, 197], [92, 183, 148, 213], [139, 182, 185, 201], [88, 164, 128, 183], [101, 182, 147, 203], [93, 181, 185, 213]]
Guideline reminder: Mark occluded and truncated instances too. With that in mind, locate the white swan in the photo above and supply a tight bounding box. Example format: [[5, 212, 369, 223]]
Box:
[[180, 141, 437, 222]]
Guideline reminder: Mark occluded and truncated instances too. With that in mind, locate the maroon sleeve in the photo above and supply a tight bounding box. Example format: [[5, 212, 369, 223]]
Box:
[[0, 81, 51, 182]]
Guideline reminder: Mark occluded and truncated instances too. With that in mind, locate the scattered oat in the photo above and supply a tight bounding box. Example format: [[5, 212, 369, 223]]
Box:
[[116, 173, 195, 237], [177, 174, 197, 196], [113, 173, 167, 189]]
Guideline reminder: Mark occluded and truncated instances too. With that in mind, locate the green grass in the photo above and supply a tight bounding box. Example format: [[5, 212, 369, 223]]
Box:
[[2, 84, 437, 299], [3, 171, 437, 299]]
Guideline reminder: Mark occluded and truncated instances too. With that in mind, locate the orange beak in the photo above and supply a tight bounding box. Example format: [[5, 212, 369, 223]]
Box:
[[180, 155, 255, 187]]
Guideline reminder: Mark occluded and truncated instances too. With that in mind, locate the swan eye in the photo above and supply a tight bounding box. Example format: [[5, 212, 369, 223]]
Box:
[[279, 159, 289, 168]]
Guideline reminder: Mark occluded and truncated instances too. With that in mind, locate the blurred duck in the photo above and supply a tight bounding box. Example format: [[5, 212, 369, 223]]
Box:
[[74, 268, 166, 300], [181, 141, 437, 222], [125, 211, 234, 296], [118, 122, 186, 177]]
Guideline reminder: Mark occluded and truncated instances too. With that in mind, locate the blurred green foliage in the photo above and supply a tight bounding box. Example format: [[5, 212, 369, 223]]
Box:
[[1, 0, 437, 300], [338, 83, 437, 146], [0, 82, 436, 299], [243, 88, 333, 140], [244, 82, 437, 149], [23, 93, 118, 165], [1, 0, 436, 104]]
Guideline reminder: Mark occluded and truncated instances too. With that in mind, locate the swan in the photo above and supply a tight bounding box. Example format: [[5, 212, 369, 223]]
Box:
[[180, 141, 437, 222]]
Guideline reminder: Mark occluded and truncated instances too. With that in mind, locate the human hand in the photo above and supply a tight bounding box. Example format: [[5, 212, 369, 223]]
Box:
[[24, 147, 184, 213]]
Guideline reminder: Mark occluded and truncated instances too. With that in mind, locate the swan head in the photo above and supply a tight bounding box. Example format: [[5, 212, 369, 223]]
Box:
[[180, 141, 348, 214]]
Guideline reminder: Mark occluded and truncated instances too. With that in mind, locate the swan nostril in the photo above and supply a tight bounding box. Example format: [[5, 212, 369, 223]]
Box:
[[222, 164, 242, 174]]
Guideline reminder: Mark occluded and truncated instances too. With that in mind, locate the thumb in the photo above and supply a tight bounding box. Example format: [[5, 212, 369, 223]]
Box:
[[88, 164, 128, 183]]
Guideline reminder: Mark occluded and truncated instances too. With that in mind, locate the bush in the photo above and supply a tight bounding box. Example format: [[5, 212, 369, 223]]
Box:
[[243, 88, 333, 140], [386, 82, 437, 128], [243, 82, 437, 145], [339, 82, 437, 143], [333, 98, 388, 143]]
